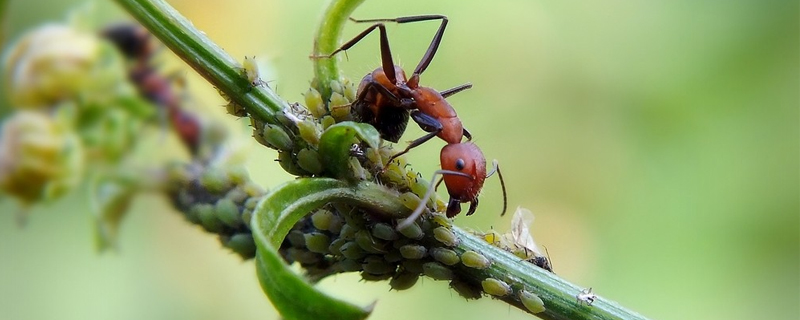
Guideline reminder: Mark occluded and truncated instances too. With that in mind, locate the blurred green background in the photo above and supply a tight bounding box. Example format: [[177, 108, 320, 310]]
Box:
[[1, 0, 797, 319]]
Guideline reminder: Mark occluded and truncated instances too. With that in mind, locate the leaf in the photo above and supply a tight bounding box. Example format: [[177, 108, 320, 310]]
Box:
[[318, 121, 380, 180], [251, 178, 375, 320]]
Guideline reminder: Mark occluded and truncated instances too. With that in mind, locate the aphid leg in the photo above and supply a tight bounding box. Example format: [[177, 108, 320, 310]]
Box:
[[397, 169, 472, 230], [486, 160, 508, 216]]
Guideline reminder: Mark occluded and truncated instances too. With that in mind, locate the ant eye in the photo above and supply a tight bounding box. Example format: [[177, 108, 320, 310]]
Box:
[[455, 159, 465, 171]]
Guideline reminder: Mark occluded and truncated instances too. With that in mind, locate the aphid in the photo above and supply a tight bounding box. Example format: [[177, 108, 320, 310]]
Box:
[[481, 278, 511, 297], [576, 287, 597, 306], [460, 250, 491, 270], [241, 56, 266, 87], [389, 271, 420, 291], [432, 226, 459, 247], [430, 247, 460, 266], [509, 206, 553, 272], [102, 23, 202, 155], [519, 290, 546, 314], [422, 262, 454, 280], [313, 16, 507, 225]]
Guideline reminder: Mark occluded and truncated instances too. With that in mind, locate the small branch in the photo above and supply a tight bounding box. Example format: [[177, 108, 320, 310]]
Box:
[[113, 0, 289, 125], [312, 0, 366, 100]]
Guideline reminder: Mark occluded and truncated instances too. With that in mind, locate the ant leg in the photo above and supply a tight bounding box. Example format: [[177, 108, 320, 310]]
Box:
[[311, 23, 397, 83], [465, 198, 479, 216], [462, 128, 472, 141], [440, 83, 472, 98], [383, 111, 442, 165], [487, 160, 508, 217], [350, 15, 448, 80], [397, 169, 472, 230]]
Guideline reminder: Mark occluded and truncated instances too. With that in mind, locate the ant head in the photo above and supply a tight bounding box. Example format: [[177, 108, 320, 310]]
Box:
[[102, 23, 154, 60], [440, 142, 487, 203]]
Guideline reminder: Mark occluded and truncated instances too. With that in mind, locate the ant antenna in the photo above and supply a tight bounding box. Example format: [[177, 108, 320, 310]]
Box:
[[396, 169, 473, 230], [486, 160, 508, 217]]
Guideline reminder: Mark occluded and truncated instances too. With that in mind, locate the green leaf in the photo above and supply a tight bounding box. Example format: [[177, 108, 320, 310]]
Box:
[[318, 121, 380, 180], [251, 178, 375, 320]]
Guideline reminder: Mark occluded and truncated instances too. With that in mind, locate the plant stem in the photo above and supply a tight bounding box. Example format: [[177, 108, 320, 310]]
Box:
[[114, 0, 651, 319], [312, 0, 365, 100], [113, 0, 289, 125]]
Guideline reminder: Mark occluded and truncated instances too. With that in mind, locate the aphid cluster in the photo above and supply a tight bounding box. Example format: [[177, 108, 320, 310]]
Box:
[[165, 161, 266, 259]]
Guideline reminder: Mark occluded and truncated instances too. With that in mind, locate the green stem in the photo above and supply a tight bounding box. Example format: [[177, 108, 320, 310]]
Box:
[[312, 0, 365, 100], [114, 0, 651, 319], [113, 0, 289, 124]]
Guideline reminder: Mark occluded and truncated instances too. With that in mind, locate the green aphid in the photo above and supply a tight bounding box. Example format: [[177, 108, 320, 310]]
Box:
[[320, 115, 336, 130], [327, 214, 344, 234], [384, 250, 403, 263], [297, 120, 321, 145], [450, 279, 482, 300], [310, 209, 334, 231], [224, 233, 255, 259], [371, 223, 398, 241], [225, 102, 247, 117], [380, 162, 406, 185], [224, 187, 248, 204], [461, 251, 491, 270], [481, 278, 511, 297], [361, 272, 393, 282], [519, 290, 546, 314], [262, 124, 294, 151], [329, 80, 344, 95], [402, 259, 424, 274], [286, 230, 306, 248], [399, 245, 427, 260], [338, 224, 357, 240], [431, 248, 460, 266], [389, 271, 420, 291], [328, 238, 347, 256], [329, 92, 351, 122], [287, 248, 321, 265], [296, 148, 323, 174], [355, 230, 387, 254], [215, 198, 240, 228], [422, 262, 454, 281], [195, 204, 222, 232], [431, 212, 452, 228], [278, 151, 310, 176], [433, 227, 459, 247], [340, 241, 367, 260], [396, 220, 424, 240], [399, 192, 423, 212], [336, 259, 362, 272], [303, 87, 325, 119], [362, 256, 395, 275], [303, 232, 331, 254], [199, 167, 231, 193], [365, 147, 382, 167]]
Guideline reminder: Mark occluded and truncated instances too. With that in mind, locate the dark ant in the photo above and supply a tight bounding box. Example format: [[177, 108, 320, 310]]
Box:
[[102, 23, 202, 156], [313, 15, 506, 226]]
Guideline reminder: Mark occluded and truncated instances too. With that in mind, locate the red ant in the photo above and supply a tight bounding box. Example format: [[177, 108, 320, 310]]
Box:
[[313, 15, 506, 226], [102, 23, 202, 156]]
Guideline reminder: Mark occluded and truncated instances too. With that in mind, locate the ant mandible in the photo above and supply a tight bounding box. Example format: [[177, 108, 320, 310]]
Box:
[[313, 15, 507, 227], [102, 24, 202, 156]]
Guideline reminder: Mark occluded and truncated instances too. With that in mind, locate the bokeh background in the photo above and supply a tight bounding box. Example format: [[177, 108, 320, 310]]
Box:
[[1, 0, 797, 319]]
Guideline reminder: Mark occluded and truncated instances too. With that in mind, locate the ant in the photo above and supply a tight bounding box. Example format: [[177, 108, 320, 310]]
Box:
[[313, 15, 506, 227], [102, 23, 202, 156]]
